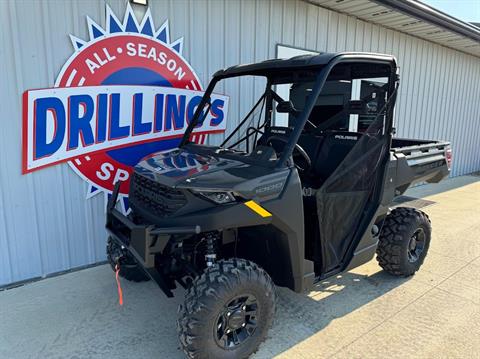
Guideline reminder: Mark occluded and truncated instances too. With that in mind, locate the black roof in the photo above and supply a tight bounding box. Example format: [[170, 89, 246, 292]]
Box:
[[213, 52, 396, 78]]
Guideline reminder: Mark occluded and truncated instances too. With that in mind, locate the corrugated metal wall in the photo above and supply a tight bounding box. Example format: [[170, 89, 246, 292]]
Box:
[[1, 0, 479, 286]]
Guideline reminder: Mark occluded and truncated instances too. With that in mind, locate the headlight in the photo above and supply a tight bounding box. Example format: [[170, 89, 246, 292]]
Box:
[[192, 190, 237, 204]]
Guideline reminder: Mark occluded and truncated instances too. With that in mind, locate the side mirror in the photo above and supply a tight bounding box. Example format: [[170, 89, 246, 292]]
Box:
[[276, 101, 298, 114]]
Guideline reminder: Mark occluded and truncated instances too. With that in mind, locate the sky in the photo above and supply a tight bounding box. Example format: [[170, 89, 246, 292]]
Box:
[[422, 0, 480, 23]]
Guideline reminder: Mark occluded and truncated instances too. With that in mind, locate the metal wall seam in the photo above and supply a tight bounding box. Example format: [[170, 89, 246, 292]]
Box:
[[455, 55, 472, 175], [468, 61, 480, 173], [460, 57, 476, 174], [462, 56, 478, 174], [446, 53, 463, 176]]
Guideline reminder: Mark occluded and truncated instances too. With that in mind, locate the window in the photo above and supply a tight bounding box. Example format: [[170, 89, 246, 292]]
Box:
[[351, 77, 388, 132], [275, 62, 390, 134]]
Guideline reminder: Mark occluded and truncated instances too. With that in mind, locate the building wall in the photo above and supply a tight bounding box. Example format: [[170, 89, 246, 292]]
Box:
[[1, 0, 479, 286]]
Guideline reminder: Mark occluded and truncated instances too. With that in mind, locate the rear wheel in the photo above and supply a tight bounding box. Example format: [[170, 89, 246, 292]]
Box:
[[106, 237, 149, 282], [177, 258, 276, 359], [376, 207, 431, 276]]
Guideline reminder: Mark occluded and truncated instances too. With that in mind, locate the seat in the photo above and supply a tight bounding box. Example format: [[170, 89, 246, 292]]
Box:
[[256, 127, 322, 163], [306, 131, 361, 188]]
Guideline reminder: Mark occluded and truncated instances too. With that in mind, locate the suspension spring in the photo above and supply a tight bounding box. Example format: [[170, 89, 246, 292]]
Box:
[[204, 232, 218, 267]]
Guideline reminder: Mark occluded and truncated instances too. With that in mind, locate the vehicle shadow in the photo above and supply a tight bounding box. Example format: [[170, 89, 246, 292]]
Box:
[[252, 266, 412, 358], [0, 263, 412, 359], [111, 263, 411, 359]]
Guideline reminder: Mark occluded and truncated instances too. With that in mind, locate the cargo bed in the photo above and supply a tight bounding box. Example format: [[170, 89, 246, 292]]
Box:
[[390, 138, 451, 195]]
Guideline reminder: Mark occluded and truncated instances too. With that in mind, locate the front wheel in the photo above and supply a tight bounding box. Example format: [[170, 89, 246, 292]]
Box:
[[177, 259, 276, 359], [376, 207, 431, 276]]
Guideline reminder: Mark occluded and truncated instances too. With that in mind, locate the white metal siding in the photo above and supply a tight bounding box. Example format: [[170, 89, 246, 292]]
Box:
[[0, 0, 479, 285]]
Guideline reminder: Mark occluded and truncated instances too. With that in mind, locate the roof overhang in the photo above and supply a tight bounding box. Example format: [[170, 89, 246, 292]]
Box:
[[306, 0, 480, 58]]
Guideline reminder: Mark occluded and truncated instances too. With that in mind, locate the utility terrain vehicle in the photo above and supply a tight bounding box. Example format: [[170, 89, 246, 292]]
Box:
[[106, 52, 451, 359]]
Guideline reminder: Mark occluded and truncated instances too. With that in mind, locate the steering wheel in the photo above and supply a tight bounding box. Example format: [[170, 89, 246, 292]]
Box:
[[266, 136, 312, 172]]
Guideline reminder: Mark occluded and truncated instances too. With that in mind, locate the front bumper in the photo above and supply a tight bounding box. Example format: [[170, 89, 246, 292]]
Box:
[[106, 182, 201, 297]]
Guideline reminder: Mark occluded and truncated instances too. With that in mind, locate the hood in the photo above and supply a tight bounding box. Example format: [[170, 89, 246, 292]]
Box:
[[134, 148, 266, 190]]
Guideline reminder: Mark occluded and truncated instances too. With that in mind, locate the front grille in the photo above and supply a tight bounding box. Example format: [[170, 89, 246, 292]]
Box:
[[130, 172, 187, 217]]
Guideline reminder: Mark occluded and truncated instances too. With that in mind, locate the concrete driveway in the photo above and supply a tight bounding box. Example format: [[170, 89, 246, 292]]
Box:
[[1, 176, 479, 359]]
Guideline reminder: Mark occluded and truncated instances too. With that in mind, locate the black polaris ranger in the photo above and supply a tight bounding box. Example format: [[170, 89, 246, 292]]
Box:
[[106, 52, 452, 359]]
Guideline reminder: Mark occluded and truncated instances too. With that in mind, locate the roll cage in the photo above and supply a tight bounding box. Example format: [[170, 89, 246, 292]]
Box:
[[180, 53, 399, 167]]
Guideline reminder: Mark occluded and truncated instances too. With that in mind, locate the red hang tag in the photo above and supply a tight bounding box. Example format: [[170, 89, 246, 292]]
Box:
[[114, 264, 124, 306]]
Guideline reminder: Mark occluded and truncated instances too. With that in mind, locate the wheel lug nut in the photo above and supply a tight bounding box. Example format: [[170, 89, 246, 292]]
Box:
[[226, 329, 231, 333], [242, 323, 246, 327], [227, 312, 231, 316], [242, 306, 246, 310]]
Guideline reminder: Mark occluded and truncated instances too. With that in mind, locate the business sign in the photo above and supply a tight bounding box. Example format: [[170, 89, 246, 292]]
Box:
[[22, 4, 228, 211]]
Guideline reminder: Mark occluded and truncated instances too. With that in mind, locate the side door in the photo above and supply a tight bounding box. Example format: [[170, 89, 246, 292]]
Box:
[[313, 61, 396, 274]]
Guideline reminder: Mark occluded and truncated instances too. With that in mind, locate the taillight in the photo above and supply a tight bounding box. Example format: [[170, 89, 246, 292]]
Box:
[[445, 146, 452, 171]]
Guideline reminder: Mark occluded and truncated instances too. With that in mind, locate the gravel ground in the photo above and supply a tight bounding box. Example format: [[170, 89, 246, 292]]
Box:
[[0, 175, 479, 359]]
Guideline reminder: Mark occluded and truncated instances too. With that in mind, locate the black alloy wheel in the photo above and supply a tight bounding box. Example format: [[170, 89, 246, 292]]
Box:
[[215, 294, 258, 349], [407, 228, 426, 263]]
